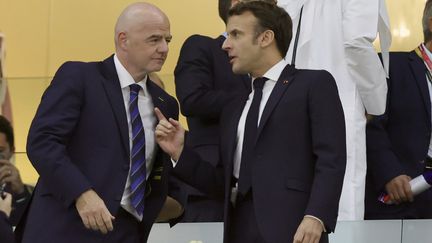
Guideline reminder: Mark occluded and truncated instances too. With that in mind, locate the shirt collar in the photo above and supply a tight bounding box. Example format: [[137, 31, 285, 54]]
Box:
[[261, 59, 288, 82], [114, 54, 147, 89]]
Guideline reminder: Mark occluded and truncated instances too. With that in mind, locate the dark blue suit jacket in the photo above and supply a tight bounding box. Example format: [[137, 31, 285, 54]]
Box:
[[174, 64, 346, 243], [175, 34, 250, 165], [18, 56, 180, 243], [366, 51, 432, 219], [0, 211, 13, 243], [174, 35, 250, 220]]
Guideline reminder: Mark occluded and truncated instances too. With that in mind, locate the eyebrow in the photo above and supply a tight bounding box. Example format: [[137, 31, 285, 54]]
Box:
[[147, 34, 172, 40]]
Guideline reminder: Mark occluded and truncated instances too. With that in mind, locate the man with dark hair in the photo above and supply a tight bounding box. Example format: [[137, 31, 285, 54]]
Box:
[[365, 0, 432, 219], [175, 0, 277, 222], [0, 115, 32, 226], [158, 2, 346, 242]]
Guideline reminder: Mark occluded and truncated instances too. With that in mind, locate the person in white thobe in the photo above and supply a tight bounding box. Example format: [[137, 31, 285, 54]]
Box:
[[278, 0, 391, 220]]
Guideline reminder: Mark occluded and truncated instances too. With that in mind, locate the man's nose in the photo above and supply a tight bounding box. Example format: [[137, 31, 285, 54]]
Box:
[[158, 40, 169, 53], [222, 38, 230, 51]]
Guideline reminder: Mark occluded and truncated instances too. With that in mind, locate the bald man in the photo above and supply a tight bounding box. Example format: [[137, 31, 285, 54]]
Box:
[[17, 2, 183, 243]]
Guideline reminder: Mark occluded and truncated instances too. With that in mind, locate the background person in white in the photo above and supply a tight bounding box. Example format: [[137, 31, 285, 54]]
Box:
[[278, 0, 391, 220]]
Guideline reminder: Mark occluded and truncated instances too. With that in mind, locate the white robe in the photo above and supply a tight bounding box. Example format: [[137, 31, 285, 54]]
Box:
[[278, 0, 391, 220]]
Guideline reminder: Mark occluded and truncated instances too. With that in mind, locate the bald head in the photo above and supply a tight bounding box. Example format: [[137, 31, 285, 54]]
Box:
[[114, 2, 169, 48], [114, 2, 171, 82]]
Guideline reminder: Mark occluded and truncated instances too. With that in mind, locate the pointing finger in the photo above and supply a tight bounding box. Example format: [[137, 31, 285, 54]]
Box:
[[154, 107, 167, 121]]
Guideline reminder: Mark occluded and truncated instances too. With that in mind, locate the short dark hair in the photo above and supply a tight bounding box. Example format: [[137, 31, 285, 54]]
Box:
[[424, 0, 432, 42], [218, 0, 232, 24], [219, 0, 278, 25], [228, 1, 292, 56], [0, 115, 13, 148]]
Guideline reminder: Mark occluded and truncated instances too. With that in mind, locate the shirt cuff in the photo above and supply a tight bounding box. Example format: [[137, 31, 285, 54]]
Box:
[[304, 215, 326, 232]]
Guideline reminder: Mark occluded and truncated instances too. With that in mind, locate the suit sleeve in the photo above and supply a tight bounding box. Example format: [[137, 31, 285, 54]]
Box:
[[173, 147, 225, 200], [174, 35, 240, 119], [304, 71, 347, 232], [366, 76, 405, 191], [26, 62, 92, 207]]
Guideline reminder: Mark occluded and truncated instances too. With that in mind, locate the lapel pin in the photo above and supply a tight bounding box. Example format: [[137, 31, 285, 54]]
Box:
[[158, 97, 164, 102], [283, 80, 289, 84]]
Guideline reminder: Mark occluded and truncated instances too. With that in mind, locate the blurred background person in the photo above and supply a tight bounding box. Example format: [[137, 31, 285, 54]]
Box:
[[278, 0, 391, 220], [0, 115, 32, 226], [0, 33, 13, 124], [365, 0, 432, 219]]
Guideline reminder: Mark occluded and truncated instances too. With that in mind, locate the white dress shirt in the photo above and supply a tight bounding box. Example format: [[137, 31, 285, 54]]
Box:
[[114, 54, 157, 221], [233, 59, 287, 179]]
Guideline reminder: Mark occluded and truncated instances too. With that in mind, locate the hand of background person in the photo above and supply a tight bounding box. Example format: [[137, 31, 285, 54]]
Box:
[[385, 175, 413, 204], [75, 189, 115, 234], [293, 216, 323, 243], [154, 108, 185, 161], [0, 192, 12, 217], [0, 159, 25, 194]]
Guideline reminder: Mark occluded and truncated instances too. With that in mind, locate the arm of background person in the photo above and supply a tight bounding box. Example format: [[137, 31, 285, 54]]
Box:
[[343, 0, 391, 115], [174, 35, 242, 119]]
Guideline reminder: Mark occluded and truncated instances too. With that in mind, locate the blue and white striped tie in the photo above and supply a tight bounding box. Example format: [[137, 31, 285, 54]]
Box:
[[129, 84, 147, 216]]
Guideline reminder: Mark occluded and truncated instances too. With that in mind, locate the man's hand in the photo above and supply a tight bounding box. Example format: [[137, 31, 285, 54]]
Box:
[[0, 192, 12, 217], [0, 159, 25, 194], [385, 175, 413, 204], [154, 108, 185, 161], [75, 189, 115, 234], [293, 217, 323, 243]]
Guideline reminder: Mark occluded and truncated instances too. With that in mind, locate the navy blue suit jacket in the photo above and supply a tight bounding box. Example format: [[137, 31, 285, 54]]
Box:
[[174, 64, 346, 243], [174, 35, 250, 219], [366, 51, 432, 218], [175, 34, 250, 165], [18, 56, 180, 243]]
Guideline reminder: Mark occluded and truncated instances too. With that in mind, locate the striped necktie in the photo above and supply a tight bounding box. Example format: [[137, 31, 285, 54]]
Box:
[[129, 84, 147, 216]]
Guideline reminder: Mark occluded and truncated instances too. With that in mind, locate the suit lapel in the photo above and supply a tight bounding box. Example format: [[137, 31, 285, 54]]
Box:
[[410, 51, 431, 121], [147, 79, 172, 119], [99, 55, 130, 155], [255, 64, 296, 144]]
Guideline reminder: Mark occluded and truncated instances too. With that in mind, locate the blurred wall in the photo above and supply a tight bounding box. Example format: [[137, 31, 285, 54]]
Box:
[[0, 0, 427, 184]]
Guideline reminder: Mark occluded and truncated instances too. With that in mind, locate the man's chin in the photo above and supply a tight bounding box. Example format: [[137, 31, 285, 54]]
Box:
[[232, 66, 248, 75]]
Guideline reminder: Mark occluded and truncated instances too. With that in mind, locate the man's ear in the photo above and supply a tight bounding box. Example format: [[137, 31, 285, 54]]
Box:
[[259, 29, 275, 48], [117, 32, 129, 50]]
